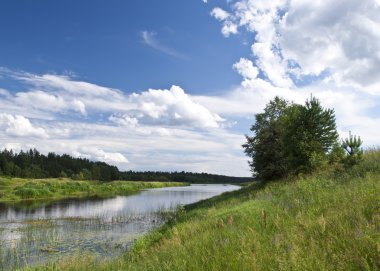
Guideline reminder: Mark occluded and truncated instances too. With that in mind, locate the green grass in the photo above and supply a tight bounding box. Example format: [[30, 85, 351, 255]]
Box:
[[0, 178, 186, 203], [20, 150, 380, 270]]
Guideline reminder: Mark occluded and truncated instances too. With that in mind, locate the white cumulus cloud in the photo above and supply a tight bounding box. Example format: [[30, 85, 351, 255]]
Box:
[[126, 85, 224, 128], [233, 58, 259, 81], [74, 147, 129, 165], [0, 114, 49, 139], [211, 7, 230, 21], [206, 0, 380, 147], [212, 0, 380, 93]]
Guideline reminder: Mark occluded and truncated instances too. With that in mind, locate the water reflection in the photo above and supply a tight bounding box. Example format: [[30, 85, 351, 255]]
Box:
[[0, 184, 239, 222], [0, 184, 240, 269]]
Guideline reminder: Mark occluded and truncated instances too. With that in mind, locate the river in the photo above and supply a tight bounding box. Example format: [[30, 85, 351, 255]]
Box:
[[0, 184, 240, 269]]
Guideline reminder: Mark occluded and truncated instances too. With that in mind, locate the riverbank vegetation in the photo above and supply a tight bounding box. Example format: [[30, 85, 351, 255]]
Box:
[[22, 148, 380, 270], [0, 178, 185, 202]]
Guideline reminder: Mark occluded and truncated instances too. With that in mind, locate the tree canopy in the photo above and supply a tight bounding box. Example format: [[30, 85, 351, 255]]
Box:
[[243, 96, 343, 182], [242, 97, 289, 181]]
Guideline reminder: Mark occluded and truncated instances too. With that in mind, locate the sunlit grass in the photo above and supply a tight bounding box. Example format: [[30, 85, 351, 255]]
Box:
[[22, 149, 380, 270]]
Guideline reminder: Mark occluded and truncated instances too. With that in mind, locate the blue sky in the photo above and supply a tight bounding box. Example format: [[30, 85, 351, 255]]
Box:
[[0, 0, 247, 94], [1, 0, 380, 176]]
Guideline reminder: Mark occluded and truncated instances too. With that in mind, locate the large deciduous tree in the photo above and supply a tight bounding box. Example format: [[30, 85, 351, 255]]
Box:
[[243, 97, 289, 181], [284, 96, 339, 172], [243, 95, 340, 181]]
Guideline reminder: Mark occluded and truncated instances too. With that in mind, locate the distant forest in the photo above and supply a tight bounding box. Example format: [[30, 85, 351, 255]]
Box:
[[0, 149, 253, 183]]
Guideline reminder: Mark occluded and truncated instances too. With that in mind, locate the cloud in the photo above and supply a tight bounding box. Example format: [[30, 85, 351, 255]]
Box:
[[0, 114, 49, 139], [72, 99, 86, 115], [210, 7, 238, 37], [1, 70, 224, 129], [205, 0, 380, 147], [141, 31, 186, 59], [0, 88, 11, 97], [278, 0, 380, 94], [233, 58, 259, 81], [109, 114, 139, 128], [74, 147, 129, 165], [211, 7, 230, 21], [0, 69, 247, 176], [212, 0, 380, 92], [15, 90, 87, 116], [0, 70, 127, 116], [126, 85, 224, 128], [0, 116, 248, 176], [15, 73, 122, 98]]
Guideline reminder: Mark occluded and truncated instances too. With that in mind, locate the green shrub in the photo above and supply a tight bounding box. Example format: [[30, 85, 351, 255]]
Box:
[[341, 132, 364, 168], [14, 187, 40, 198]]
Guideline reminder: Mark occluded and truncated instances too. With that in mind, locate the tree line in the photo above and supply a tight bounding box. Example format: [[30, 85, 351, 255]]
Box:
[[243, 96, 363, 182], [0, 149, 119, 181], [119, 171, 252, 183], [0, 149, 252, 183]]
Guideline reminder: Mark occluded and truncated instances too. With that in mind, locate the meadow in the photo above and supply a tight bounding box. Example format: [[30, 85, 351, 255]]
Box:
[[0, 178, 186, 203], [21, 149, 380, 270]]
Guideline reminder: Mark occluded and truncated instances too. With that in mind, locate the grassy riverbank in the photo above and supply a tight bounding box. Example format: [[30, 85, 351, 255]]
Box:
[[22, 150, 380, 270], [0, 177, 186, 202]]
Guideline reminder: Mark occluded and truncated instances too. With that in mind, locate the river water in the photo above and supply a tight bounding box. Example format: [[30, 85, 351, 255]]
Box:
[[0, 184, 240, 269]]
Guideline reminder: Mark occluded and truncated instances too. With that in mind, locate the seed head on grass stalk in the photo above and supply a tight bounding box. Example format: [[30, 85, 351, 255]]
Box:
[[261, 209, 267, 228]]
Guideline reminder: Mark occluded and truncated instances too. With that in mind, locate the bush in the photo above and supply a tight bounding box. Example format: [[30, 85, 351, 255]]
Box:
[[341, 132, 363, 168], [14, 187, 40, 198]]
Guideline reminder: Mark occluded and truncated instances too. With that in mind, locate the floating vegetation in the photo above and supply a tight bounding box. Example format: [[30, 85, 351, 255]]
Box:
[[0, 212, 169, 270]]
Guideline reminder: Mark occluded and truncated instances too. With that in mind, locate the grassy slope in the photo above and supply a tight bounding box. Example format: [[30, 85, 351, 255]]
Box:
[[24, 150, 380, 271], [0, 177, 186, 202]]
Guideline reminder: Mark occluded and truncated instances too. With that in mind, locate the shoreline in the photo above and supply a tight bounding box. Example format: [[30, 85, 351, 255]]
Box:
[[0, 177, 187, 203]]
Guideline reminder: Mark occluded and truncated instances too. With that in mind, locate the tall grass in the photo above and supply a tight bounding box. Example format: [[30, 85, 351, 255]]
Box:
[[22, 150, 380, 270]]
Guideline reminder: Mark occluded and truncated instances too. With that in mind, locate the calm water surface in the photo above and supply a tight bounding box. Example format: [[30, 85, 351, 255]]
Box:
[[0, 184, 240, 269]]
